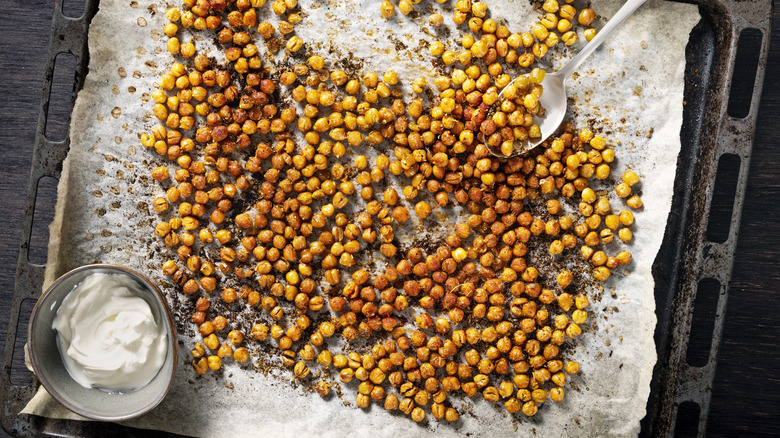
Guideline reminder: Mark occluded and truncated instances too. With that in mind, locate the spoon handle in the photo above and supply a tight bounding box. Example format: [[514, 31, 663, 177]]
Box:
[[556, 0, 647, 79]]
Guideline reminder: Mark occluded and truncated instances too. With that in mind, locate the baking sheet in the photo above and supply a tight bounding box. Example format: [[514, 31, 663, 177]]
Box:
[[22, 0, 699, 436]]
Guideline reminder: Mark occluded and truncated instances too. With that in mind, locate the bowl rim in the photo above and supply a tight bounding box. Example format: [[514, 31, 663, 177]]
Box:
[[27, 263, 178, 421]]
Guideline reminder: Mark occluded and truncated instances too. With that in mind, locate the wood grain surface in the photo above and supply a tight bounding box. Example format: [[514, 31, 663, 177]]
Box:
[[0, 1, 777, 436]]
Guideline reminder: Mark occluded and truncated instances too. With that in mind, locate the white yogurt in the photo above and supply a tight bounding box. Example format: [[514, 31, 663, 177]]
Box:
[[52, 272, 167, 391]]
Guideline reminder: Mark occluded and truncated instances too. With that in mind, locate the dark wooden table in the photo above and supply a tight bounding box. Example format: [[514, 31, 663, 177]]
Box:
[[1, 1, 778, 436]]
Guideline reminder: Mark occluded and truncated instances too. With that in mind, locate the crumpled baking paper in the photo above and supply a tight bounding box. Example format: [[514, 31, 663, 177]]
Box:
[[23, 0, 699, 436]]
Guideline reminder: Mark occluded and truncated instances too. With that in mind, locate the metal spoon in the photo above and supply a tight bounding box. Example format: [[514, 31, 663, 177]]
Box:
[[489, 0, 647, 157]]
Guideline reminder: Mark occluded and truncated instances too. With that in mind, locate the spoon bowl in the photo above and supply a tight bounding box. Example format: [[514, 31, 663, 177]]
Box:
[[495, 71, 568, 156], [534, 72, 567, 148], [488, 0, 647, 157]]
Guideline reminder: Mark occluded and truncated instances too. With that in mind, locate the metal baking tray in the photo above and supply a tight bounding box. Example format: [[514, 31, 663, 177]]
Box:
[[0, 0, 771, 436]]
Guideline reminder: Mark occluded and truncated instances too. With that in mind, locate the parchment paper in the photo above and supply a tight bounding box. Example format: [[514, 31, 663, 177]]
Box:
[[23, 0, 699, 436]]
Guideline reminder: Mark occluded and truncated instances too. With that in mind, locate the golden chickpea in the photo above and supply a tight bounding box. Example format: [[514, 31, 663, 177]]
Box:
[[385, 393, 400, 410], [626, 195, 643, 209], [308, 55, 325, 70], [380, 0, 394, 17], [226, 329, 244, 345], [619, 210, 635, 226], [560, 30, 578, 46], [286, 36, 304, 52], [572, 309, 588, 325], [399, 0, 413, 14], [617, 251, 633, 265], [411, 407, 426, 422], [207, 355, 222, 370], [579, 8, 596, 25], [233, 347, 249, 363], [550, 387, 565, 402], [356, 393, 370, 409], [522, 401, 538, 417], [167, 37, 180, 54], [443, 407, 459, 422], [164, 21, 178, 37], [556, 270, 573, 288], [180, 41, 196, 57], [252, 323, 269, 341], [593, 266, 611, 281], [619, 227, 633, 243], [294, 361, 310, 378], [471, 1, 487, 17], [383, 70, 399, 85]]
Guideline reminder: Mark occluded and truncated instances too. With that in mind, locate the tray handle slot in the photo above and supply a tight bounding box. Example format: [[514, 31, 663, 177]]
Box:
[[28, 176, 59, 266], [726, 28, 763, 119], [43, 53, 79, 143], [674, 401, 701, 438], [704, 153, 740, 243], [8, 300, 36, 387], [684, 278, 721, 367], [62, 0, 86, 20]]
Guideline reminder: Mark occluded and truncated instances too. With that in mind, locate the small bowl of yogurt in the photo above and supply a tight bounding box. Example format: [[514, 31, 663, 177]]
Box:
[[27, 264, 177, 421]]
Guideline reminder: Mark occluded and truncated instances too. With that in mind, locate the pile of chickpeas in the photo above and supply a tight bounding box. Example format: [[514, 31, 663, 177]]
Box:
[[142, 0, 642, 424]]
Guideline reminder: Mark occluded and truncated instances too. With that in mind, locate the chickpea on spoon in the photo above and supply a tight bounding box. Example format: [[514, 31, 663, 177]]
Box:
[[487, 0, 647, 157]]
